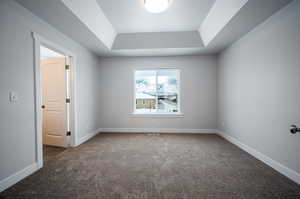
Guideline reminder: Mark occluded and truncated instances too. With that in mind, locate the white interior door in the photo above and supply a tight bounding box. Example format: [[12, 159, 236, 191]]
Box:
[[41, 57, 68, 147]]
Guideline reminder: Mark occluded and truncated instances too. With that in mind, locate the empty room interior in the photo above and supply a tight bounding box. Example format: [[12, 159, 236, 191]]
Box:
[[1, 0, 300, 198]]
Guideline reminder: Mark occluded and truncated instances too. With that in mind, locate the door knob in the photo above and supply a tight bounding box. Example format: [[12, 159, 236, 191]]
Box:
[[41, 105, 45, 109], [290, 125, 300, 134]]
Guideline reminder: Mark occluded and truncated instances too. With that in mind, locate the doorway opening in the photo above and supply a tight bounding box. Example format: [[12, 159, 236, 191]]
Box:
[[33, 33, 77, 168]]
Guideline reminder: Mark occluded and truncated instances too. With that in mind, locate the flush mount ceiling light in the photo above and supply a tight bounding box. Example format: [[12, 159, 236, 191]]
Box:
[[144, 0, 171, 13]]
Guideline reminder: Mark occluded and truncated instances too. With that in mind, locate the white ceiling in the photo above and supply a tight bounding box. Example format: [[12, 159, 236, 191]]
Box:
[[96, 0, 216, 33], [15, 0, 111, 55], [16, 0, 293, 57]]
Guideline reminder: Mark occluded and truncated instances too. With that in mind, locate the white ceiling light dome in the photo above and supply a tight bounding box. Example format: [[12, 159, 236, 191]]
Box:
[[144, 0, 171, 13]]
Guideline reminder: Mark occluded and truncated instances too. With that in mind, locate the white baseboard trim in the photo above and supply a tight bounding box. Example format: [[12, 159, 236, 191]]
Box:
[[100, 128, 218, 134], [0, 162, 40, 192], [75, 128, 217, 146], [75, 128, 101, 146], [217, 130, 300, 185]]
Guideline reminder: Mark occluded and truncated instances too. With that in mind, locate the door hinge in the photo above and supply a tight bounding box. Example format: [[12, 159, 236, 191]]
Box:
[[66, 98, 70, 103], [65, 65, 70, 70], [66, 131, 71, 136]]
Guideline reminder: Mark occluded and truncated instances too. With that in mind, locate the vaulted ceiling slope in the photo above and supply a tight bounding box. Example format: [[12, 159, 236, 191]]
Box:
[[15, 0, 293, 56], [14, 0, 112, 55]]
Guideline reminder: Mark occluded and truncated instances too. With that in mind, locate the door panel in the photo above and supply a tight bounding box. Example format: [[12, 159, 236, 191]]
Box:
[[41, 57, 67, 147]]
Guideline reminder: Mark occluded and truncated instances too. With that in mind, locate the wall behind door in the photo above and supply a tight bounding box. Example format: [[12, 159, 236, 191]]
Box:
[[98, 55, 218, 130]]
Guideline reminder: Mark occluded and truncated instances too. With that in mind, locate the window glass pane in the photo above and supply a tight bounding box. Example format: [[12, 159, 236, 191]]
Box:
[[135, 69, 179, 114], [135, 70, 157, 113], [157, 70, 179, 113]]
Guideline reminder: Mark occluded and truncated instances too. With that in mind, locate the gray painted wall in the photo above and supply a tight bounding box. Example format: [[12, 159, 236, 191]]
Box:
[[98, 55, 218, 130], [112, 31, 203, 50], [1, 0, 299, 190], [0, 0, 101, 181], [218, 0, 300, 174]]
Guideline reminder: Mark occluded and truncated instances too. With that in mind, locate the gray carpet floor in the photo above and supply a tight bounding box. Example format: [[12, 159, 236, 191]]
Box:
[[1, 133, 300, 199]]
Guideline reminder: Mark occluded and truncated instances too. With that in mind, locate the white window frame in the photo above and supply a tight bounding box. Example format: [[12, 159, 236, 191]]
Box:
[[132, 68, 183, 118]]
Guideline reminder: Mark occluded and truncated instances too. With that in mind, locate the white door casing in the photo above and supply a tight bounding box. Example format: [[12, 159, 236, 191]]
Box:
[[33, 32, 77, 169]]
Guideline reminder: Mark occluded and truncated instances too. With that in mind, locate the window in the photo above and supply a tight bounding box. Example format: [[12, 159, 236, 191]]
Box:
[[134, 69, 180, 114]]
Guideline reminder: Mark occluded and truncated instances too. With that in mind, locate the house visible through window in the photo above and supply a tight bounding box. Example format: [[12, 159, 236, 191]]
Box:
[[135, 69, 180, 114]]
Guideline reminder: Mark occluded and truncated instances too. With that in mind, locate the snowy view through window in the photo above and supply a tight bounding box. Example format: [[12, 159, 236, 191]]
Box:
[[135, 69, 179, 113]]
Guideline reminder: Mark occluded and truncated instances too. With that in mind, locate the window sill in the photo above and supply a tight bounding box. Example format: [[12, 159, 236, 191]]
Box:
[[129, 112, 184, 118]]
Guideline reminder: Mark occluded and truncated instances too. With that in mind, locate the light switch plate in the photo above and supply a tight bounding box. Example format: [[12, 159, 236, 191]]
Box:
[[9, 91, 18, 102]]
